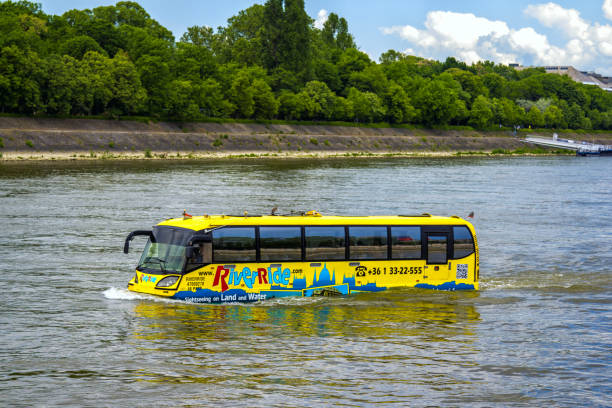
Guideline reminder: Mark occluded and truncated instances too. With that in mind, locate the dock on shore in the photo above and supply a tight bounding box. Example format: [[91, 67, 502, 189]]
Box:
[[523, 134, 612, 156]]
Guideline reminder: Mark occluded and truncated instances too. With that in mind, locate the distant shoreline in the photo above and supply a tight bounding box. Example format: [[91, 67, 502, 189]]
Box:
[[0, 150, 578, 162], [1, 117, 609, 161]]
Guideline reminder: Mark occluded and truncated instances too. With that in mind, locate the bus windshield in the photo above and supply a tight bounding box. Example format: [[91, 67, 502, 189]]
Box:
[[137, 227, 192, 274]]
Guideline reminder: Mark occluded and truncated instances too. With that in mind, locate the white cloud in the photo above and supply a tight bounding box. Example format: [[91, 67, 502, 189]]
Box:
[[424, 11, 509, 48], [509, 27, 551, 55], [380, 2, 612, 75], [594, 24, 612, 56], [525, 3, 589, 40], [604, 0, 612, 20], [314, 9, 328, 30]]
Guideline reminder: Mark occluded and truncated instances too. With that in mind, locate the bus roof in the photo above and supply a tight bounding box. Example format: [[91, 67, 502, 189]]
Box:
[[157, 212, 474, 231]]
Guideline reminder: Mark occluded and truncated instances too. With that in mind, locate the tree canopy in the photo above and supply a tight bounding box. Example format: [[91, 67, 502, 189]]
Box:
[[0, 0, 611, 129]]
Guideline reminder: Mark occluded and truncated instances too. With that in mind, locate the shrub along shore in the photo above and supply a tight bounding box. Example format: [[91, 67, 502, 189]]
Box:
[[1, 117, 610, 161]]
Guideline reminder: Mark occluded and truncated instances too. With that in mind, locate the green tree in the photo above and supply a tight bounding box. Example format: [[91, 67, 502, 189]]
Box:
[[230, 69, 255, 118], [166, 79, 200, 120], [261, 0, 283, 69], [278, 90, 304, 120], [347, 87, 385, 122], [174, 41, 216, 81], [337, 48, 371, 90], [452, 99, 469, 125], [215, 5, 265, 66], [482, 72, 507, 98], [491, 98, 522, 127], [0, 0, 609, 127], [252, 78, 278, 119], [348, 64, 388, 95], [446, 68, 489, 107], [314, 60, 342, 92], [331, 95, 353, 121], [118, 24, 172, 62], [80, 50, 114, 114], [135, 54, 170, 115], [43, 54, 75, 115], [543, 105, 564, 128], [412, 79, 460, 126], [0, 7, 47, 51], [197, 78, 233, 118], [565, 103, 585, 129], [107, 50, 147, 115], [268, 66, 301, 92], [321, 12, 355, 51], [0, 45, 44, 114], [43, 54, 95, 115], [279, 0, 311, 76], [297, 80, 336, 120], [71, 14, 123, 57], [534, 97, 553, 112], [384, 81, 415, 123], [59, 35, 107, 59], [468, 95, 493, 129], [180, 25, 215, 49], [525, 106, 545, 128], [587, 109, 602, 130]]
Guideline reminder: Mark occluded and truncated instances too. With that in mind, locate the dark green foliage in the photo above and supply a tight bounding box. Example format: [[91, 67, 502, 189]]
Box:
[[59, 35, 107, 59], [321, 13, 355, 51], [261, 0, 283, 70], [0, 1, 610, 129]]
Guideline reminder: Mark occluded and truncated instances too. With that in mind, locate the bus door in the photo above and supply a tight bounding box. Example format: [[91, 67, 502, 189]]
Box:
[[422, 227, 451, 267]]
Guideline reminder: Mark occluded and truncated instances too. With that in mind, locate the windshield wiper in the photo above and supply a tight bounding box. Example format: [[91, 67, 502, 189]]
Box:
[[138, 256, 167, 273]]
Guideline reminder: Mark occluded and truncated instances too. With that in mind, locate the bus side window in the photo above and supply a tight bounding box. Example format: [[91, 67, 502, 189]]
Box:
[[260, 226, 302, 261], [427, 235, 447, 264], [185, 241, 212, 272], [349, 226, 388, 260], [453, 226, 474, 258], [305, 226, 345, 260], [391, 226, 421, 259], [213, 227, 256, 262]]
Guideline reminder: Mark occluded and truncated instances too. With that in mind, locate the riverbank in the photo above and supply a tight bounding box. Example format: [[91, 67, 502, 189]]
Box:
[[1, 117, 610, 160]]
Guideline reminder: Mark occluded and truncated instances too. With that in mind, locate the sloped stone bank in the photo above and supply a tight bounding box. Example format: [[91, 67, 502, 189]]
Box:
[[1, 117, 610, 160]]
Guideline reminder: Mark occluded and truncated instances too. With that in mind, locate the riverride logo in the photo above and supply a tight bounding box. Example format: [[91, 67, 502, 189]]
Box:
[[213, 264, 290, 292]]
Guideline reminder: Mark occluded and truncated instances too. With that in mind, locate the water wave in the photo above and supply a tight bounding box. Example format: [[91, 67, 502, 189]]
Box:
[[102, 287, 182, 304], [101, 287, 328, 307], [481, 270, 611, 292]]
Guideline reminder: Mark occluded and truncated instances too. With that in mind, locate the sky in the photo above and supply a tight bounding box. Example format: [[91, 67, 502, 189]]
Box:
[[39, 0, 612, 75]]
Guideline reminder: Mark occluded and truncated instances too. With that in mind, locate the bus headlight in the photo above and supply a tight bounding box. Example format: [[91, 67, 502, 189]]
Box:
[[156, 276, 179, 288]]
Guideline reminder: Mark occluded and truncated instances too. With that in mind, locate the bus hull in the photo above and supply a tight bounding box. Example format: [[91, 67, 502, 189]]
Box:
[[128, 256, 478, 303]]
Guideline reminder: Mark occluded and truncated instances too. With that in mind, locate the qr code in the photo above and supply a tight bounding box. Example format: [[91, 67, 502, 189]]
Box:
[[456, 264, 468, 279]]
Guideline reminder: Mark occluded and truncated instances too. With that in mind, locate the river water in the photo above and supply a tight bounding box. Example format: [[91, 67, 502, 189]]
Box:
[[0, 156, 610, 407]]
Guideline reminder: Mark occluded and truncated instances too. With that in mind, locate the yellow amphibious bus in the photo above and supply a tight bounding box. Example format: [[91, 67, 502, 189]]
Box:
[[123, 211, 479, 303]]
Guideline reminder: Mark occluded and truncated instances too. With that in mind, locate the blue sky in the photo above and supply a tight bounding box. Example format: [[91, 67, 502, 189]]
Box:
[[39, 1, 612, 75]]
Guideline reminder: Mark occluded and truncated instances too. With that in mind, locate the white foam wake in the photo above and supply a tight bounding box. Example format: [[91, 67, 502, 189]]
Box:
[[103, 287, 144, 300], [102, 287, 331, 306], [103, 287, 186, 304]]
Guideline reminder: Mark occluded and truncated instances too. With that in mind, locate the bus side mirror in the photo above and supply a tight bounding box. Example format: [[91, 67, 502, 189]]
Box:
[[124, 230, 153, 254]]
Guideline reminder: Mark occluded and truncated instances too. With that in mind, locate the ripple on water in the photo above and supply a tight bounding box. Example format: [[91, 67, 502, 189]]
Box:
[[1, 157, 611, 407]]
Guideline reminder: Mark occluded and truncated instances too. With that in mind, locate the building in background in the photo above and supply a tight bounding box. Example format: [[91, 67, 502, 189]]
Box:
[[511, 64, 612, 92]]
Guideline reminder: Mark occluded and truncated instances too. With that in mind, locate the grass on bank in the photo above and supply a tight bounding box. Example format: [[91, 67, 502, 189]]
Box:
[[455, 146, 574, 156], [3, 112, 611, 135]]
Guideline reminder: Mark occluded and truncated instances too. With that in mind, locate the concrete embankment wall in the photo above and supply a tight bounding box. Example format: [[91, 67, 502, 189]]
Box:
[[1, 117, 610, 159]]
